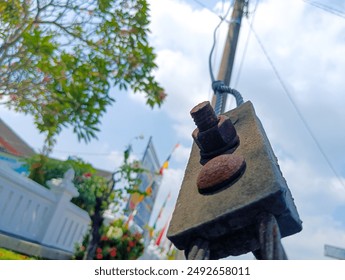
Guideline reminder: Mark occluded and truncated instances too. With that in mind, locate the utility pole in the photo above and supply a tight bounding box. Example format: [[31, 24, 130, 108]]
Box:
[[211, 0, 248, 113]]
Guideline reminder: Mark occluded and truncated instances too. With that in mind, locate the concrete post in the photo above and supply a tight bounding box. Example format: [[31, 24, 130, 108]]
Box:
[[41, 169, 79, 247]]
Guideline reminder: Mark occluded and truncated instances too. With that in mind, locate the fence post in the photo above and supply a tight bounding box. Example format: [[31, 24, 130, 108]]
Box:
[[40, 169, 79, 247]]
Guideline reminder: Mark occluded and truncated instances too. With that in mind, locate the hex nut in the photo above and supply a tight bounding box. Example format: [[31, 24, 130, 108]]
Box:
[[192, 115, 239, 164], [217, 115, 238, 145], [192, 125, 226, 154], [190, 101, 240, 164]]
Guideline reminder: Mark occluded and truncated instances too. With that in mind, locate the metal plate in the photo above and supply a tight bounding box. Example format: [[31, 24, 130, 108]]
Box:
[[167, 101, 302, 257]]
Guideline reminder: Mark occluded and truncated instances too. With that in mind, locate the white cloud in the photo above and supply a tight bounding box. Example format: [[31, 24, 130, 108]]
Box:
[[0, 107, 45, 152], [280, 158, 345, 207], [283, 215, 345, 259], [150, 167, 185, 229], [172, 143, 192, 165], [106, 150, 126, 170], [145, 0, 226, 140], [172, 122, 195, 142]]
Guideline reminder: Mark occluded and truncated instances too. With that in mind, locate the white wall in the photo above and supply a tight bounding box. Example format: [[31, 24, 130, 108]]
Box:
[[0, 163, 90, 253]]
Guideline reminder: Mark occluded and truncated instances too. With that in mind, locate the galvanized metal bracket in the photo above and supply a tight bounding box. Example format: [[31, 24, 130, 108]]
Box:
[[167, 101, 302, 259]]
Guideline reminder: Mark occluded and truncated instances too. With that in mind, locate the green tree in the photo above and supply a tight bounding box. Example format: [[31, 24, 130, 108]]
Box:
[[0, 0, 165, 152], [82, 146, 148, 260], [25, 145, 148, 260], [74, 218, 145, 260]]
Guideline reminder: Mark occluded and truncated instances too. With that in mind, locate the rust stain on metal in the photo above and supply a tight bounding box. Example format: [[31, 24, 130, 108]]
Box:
[[197, 154, 246, 194], [190, 101, 218, 132], [168, 101, 302, 259], [190, 101, 239, 164]]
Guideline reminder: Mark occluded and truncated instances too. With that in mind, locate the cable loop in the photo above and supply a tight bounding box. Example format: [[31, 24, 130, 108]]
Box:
[[185, 238, 210, 260], [253, 213, 288, 260], [212, 80, 244, 115]]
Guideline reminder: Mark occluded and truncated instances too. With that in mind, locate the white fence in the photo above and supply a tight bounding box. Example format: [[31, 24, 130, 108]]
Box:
[[0, 163, 90, 253]]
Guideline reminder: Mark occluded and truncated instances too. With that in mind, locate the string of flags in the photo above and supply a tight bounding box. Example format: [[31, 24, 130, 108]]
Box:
[[150, 191, 171, 238], [155, 214, 171, 247], [128, 174, 154, 211], [125, 142, 179, 251], [159, 143, 180, 175], [150, 143, 180, 249]]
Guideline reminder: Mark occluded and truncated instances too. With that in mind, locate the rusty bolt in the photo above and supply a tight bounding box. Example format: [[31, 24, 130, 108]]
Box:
[[190, 101, 239, 164], [190, 101, 218, 131], [197, 154, 246, 194]]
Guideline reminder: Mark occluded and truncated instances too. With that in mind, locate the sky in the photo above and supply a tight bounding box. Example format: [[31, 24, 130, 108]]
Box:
[[1, 0, 345, 259]]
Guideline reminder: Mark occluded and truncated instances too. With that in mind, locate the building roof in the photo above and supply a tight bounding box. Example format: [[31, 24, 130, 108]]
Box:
[[95, 168, 113, 180], [0, 118, 36, 157], [0, 118, 113, 178]]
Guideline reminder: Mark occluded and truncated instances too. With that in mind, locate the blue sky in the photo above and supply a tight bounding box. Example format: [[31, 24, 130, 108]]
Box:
[[1, 0, 345, 259]]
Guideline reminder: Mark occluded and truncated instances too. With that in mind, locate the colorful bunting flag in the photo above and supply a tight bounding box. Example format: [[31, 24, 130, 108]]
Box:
[[124, 208, 137, 229], [159, 143, 180, 175], [152, 191, 171, 231], [155, 216, 171, 247], [128, 178, 154, 210], [129, 191, 142, 210]]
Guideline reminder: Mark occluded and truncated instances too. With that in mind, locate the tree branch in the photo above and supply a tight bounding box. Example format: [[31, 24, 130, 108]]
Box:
[[34, 20, 93, 46], [0, 2, 32, 63]]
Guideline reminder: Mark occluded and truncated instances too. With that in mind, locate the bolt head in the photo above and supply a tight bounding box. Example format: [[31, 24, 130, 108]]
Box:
[[197, 154, 246, 194]]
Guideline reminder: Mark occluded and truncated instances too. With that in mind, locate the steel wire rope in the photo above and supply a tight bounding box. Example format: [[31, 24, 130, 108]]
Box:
[[191, 0, 232, 21], [233, 0, 260, 89], [208, 1, 234, 83], [224, 0, 260, 110], [189, 0, 233, 103], [191, 0, 211, 11], [0, 137, 116, 157], [303, 0, 345, 19], [208, 17, 221, 102], [249, 25, 345, 190], [48, 149, 113, 156], [208, 1, 248, 115]]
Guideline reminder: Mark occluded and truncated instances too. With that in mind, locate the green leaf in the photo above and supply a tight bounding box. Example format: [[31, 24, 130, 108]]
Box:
[[0, 0, 165, 152]]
